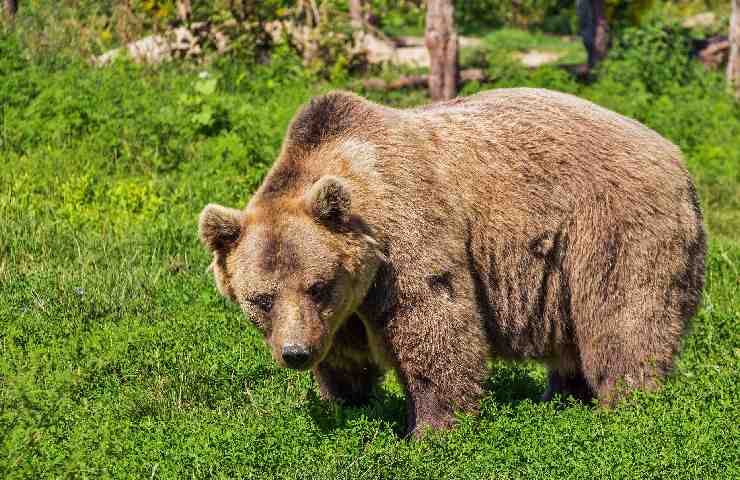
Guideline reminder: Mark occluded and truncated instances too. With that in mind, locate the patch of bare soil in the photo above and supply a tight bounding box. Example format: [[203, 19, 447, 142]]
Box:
[[512, 50, 563, 68]]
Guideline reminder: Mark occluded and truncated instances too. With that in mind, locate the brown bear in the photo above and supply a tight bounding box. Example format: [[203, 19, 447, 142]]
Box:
[[198, 88, 706, 437]]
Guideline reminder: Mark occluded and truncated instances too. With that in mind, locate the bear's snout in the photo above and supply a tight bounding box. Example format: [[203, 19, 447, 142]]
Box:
[[281, 343, 312, 369]]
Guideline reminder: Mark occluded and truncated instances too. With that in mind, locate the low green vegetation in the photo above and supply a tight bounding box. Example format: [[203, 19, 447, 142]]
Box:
[[1, 10, 738, 480], [481, 28, 587, 65]]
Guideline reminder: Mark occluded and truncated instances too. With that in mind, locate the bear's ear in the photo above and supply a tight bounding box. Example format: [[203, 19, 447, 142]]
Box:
[[199, 204, 244, 253], [304, 176, 351, 228]]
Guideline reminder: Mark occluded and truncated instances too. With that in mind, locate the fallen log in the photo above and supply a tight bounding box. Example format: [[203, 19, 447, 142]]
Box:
[[362, 68, 485, 91], [92, 22, 228, 66]]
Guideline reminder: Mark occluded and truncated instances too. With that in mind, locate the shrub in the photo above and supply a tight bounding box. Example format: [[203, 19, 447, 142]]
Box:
[[597, 19, 699, 94]]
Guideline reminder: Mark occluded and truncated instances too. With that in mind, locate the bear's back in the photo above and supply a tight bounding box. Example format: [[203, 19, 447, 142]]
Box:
[[390, 87, 685, 190], [370, 87, 694, 238]]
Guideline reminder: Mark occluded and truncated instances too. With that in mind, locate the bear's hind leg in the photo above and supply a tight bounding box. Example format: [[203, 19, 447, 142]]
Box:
[[579, 332, 670, 407], [576, 279, 687, 405], [566, 213, 699, 406]]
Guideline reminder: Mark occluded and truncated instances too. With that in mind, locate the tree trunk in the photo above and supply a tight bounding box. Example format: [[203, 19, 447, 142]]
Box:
[[4, 0, 17, 20], [729, 0, 740, 96], [349, 0, 364, 27], [577, 0, 610, 68], [349, 0, 377, 28], [177, 0, 191, 23], [425, 0, 458, 101]]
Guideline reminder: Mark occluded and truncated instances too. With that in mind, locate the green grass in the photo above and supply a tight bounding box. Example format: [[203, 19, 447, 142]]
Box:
[[482, 28, 587, 65], [1, 26, 739, 479]]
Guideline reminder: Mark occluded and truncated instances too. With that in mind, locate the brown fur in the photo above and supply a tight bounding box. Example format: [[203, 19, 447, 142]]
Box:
[[199, 89, 706, 438]]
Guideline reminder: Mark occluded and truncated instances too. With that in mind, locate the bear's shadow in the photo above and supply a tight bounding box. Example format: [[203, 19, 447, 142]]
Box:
[[307, 365, 544, 436]]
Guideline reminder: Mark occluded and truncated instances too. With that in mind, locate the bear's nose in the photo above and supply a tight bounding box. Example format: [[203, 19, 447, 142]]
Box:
[[282, 344, 311, 369]]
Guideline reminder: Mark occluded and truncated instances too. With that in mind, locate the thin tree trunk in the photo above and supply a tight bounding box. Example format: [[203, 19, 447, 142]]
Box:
[[425, 0, 458, 101], [177, 0, 191, 23], [349, 0, 377, 28], [349, 0, 364, 28], [4, 0, 17, 20], [729, 0, 740, 96], [578, 0, 610, 69]]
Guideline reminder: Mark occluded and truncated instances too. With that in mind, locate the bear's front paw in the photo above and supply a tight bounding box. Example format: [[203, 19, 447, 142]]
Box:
[[317, 385, 373, 407], [313, 365, 380, 407]]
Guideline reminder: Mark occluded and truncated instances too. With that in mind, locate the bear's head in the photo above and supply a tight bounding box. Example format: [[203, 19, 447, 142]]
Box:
[[199, 175, 383, 370]]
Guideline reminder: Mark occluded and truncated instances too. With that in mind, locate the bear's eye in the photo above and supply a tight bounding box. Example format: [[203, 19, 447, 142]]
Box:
[[307, 280, 333, 304], [247, 293, 274, 313]]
